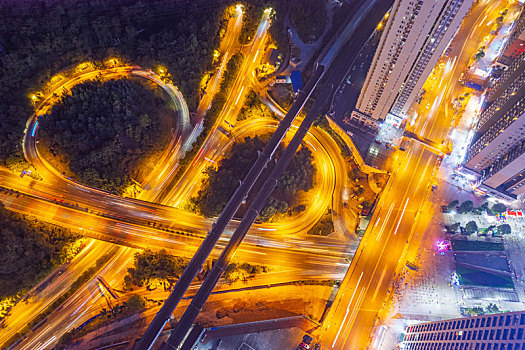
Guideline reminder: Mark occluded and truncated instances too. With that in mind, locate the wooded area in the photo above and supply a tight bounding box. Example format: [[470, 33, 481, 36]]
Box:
[[289, 0, 327, 43], [39, 78, 171, 193], [0, 202, 80, 298], [238, 90, 274, 121], [191, 135, 315, 221], [0, 0, 228, 168], [123, 249, 189, 290]]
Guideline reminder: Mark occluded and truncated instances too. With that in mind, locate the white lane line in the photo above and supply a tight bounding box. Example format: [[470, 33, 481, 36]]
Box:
[[35, 336, 57, 350], [376, 202, 394, 242], [340, 287, 367, 345], [393, 197, 410, 235], [234, 86, 244, 106], [332, 272, 364, 348], [372, 267, 388, 301]]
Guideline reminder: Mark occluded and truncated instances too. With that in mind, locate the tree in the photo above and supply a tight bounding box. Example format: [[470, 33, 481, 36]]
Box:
[[446, 222, 460, 233], [465, 221, 478, 235], [124, 249, 188, 289], [475, 51, 485, 61], [498, 224, 511, 235], [349, 168, 358, 180], [0, 202, 79, 298], [458, 200, 474, 214], [39, 78, 171, 194], [289, 0, 327, 43], [492, 203, 507, 213], [487, 303, 499, 313], [192, 135, 315, 222], [0, 0, 226, 168]]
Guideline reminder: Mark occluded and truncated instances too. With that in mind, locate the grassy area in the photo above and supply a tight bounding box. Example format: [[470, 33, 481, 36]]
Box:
[[451, 240, 504, 251], [456, 266, 514, 289]]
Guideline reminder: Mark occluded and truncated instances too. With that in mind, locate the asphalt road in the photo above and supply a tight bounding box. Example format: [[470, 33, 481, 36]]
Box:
[[320, 0, 505, 348], [0, 8, 355, 349]]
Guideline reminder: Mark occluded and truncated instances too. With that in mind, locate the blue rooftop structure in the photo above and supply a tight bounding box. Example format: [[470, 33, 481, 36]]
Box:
[[290, 70, 303, 93]]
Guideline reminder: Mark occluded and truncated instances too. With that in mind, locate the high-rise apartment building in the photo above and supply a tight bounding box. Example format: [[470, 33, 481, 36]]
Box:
[[463, 50, 525, 200], [401, 310, 525, 349], [350, 0, 474, 129], [500, 9, 525, 61]]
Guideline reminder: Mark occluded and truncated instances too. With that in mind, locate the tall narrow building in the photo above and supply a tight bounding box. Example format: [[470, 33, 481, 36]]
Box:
[[401, 310, 525, 349], [463, 50, 525, 200], [350, 0, 474, 129]]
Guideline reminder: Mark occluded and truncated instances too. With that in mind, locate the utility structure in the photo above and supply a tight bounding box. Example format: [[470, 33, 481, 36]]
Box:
[[163, 65, 327, 348], [135, 65, 325, 350]]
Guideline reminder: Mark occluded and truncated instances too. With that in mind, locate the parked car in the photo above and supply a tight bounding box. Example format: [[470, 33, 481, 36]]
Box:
[[303, 334, 313, 345]]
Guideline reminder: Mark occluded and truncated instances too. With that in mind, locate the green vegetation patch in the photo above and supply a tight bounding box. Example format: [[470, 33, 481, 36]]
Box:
[[123, 249, 190, 289], [456, 265, 514, 289], [238, 90, 274, 121], [289, 0, 327, 43], [123, 249, 268, 290], [191, 134, 315, 222], [451, 240, 504, 252], [39, 78, 173, 194], [0, 202, 80, 299], [307, 210, 334, 236], [223, 262, 269, 283], [315, 116, 352, 158], [0, 0, 224, 168]]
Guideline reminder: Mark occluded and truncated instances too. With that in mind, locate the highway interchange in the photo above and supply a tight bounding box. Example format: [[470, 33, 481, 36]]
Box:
[[0, 6, 353, 349], [0, 0, 504, 348]]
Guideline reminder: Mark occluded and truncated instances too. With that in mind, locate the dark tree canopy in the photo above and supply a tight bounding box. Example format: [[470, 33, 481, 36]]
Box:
[[0, 202, 79, 298], [0, 0, 227, 166], [289, 0, 327, 43], [464, 220, 478, 235], [124, 249, 188, 289], [39, 78, 172, 193], [498, 224, 512, 235], [192, 135, 315, 221], [492, 203, 507, 213], [458, 200, 474, 214]]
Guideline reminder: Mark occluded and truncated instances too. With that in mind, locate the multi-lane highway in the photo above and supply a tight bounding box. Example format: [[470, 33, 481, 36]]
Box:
[[160, 9, 272, 208], [0, 7, 357, 349], [321, 0, 505, 348]]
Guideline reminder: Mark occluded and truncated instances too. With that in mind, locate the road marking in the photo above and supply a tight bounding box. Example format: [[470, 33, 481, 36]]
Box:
[[35, 336, 56, 350], [372, 267, 388, 301], [404, 155, 411, 172], [393, 197, 410, 235], [340, 287, 367, 346], [234, 86, 244, 106], [415, 156, 432, 191], [376, 202, 394, 242], [332, 272, 363, 348], [479, 15, 487, 27]]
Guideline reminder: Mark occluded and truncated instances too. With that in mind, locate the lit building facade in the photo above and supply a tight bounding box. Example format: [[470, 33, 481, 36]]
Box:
[[401, 310, 525, 349], [351, 0, 474, 129], [464, 51, 525, 200], [500, 9, 525, 61]]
